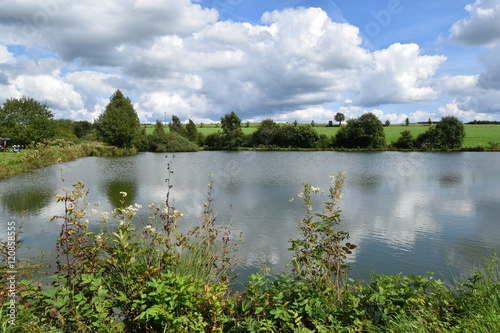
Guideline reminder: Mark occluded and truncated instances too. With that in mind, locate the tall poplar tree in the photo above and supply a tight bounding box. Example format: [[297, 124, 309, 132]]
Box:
[[221, 111, 243, 149], [95, 90, 141, 148]]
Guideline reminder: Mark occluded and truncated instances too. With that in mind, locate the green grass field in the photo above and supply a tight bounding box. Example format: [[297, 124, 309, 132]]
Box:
[[145, 123, 500, 149]]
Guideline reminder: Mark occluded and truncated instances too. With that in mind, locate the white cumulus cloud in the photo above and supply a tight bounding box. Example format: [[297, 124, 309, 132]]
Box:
[[354, 43, 446, 107]]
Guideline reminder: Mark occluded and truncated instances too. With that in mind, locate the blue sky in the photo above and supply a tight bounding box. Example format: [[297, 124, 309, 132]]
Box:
[[1, 0, 500, 124]]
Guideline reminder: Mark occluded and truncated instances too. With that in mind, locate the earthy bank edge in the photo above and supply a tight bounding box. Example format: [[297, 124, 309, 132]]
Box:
[[0, 166, 499, 332]]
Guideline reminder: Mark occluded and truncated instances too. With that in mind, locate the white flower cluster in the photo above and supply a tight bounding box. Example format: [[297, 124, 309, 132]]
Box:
[[121, 204, 142, 217], [163, 208, 183, 220], [143, 225, 156, 233]]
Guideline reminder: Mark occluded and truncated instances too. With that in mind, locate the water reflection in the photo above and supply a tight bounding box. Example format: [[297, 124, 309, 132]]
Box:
[[1, 186, 54, 215], [439, 172, 462, 189], [103, 180, 138, 208], [96, 156, 139, 208], [1, 152, 500, 284]]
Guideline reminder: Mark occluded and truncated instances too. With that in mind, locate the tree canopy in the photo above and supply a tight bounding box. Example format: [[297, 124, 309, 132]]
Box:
[[334, 112, 345, 126], [335, 113, 385, 149], [221, 111, 244, 149], [253, 119, 279, 145], [94, 90, 141, 148], [0, 96, 55, 145], [415, 116, 465, 149]]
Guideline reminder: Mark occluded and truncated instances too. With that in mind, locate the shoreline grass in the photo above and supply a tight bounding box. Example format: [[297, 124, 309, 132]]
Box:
[[0, 141, 137, 180]]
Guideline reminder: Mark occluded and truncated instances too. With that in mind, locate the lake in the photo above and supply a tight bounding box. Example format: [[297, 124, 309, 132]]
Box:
[[1, 151, 500, 283]]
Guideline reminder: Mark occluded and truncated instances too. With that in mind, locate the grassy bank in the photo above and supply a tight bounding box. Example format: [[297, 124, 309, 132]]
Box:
[[1, 169, 498, 332], [0, 141, 136, 180]]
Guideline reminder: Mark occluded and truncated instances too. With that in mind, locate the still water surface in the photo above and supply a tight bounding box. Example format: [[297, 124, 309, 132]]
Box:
[[1, 151, 500, 282]]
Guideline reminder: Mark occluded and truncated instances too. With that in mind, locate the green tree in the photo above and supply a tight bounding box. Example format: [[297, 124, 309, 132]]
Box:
[[335, 113, 386, 149], [393, 130, 414, 149], [274, 124, 296, 147], [0, 96, 55, 145], [436, 116, 465, 149], [95, 90, 141, 148], [204, 132, 223, 149], [73, 120, 94, 139], [185, 119, 199, 143], [148, 120, 198, 152], [221, 111, 243, 149], [149, 120, 168, 151], [415, 116, 465, 150], [292, 125, 320, 148], [334, 112, 345, 126], [384, 119, 391, 127], [169, 115, 187, 137], [405, 117, 410, 126], [54, 119, 77, 140], [253, 119, 279, 146]]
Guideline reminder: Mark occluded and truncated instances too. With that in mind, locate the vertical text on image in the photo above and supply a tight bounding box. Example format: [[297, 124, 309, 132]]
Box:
[[5, 221, 17, 325]]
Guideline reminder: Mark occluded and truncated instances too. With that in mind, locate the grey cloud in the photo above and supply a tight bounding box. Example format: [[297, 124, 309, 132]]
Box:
[[0, 71, 8, 85], [449, 0, 500, 46], [0, 0, 218, 65]]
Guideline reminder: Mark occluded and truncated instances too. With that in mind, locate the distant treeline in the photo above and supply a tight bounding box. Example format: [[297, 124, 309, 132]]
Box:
[[2, 92, 493, 153], [467, 120, 500, 124]]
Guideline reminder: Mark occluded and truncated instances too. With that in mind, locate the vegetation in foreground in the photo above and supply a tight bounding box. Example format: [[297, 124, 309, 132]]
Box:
[[1, 162, 499, 332]]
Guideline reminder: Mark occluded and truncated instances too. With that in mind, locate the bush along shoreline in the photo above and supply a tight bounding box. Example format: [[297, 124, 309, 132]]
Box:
[[1, 160, 499, 332], [0, 141, 137, 180]]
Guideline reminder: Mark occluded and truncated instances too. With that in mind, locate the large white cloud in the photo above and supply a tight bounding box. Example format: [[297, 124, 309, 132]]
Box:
[[122, 8, 446, 122], [354, 43, 446, 107], [0, 3, 476, 122], [449, 0, 500, 46], [13, 74, 86, 118]]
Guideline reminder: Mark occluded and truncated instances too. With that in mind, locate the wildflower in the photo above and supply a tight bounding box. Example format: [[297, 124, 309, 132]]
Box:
[[310, 186, 321, 193], [144, 225, 156, 233], [119, 191, 127, 197], [101, 212, 109, 221]]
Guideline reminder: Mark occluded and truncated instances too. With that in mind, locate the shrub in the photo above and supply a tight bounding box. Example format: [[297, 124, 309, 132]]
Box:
[[155, 132, 199, 152], [335, 113, 386, 149], [415, 116, 465, 150], [393, 130, 415, 149]]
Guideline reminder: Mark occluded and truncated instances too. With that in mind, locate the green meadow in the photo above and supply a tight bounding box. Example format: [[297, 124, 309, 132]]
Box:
[[144, 123, 500, 149]]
